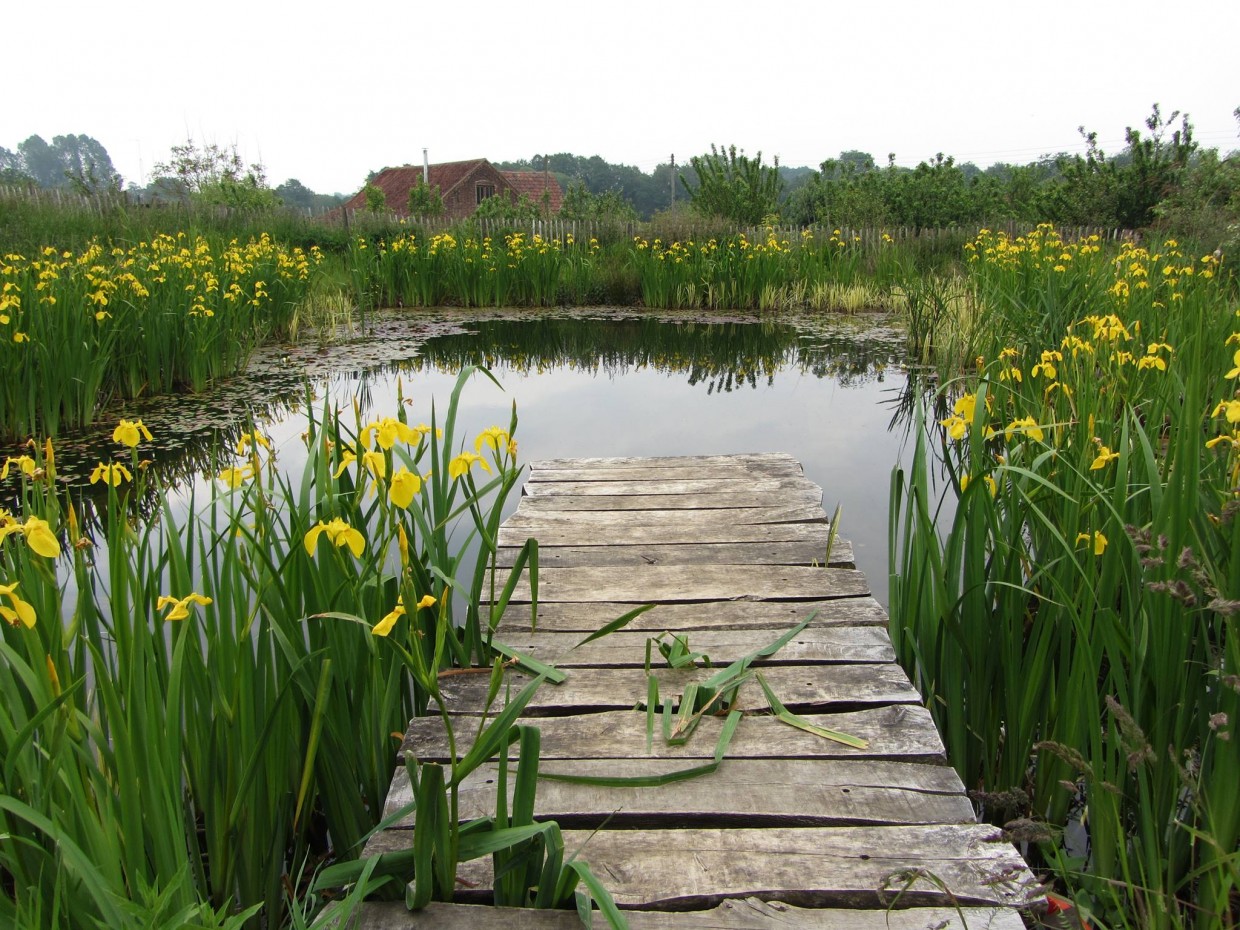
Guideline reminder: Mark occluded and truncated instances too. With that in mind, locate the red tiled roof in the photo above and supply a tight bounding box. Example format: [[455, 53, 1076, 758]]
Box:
[[340, 160, 492, 214], [502, 171, 564, 213], [339, 160, 563, 217]]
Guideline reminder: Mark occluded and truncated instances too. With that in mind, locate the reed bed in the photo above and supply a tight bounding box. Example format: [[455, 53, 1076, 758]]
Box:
[[0, 368, 569, 929], [0, 234, 320, 438], [628, 227, 903, 311], [347, 231, 599, 311], [890, 225, 1238, 928]]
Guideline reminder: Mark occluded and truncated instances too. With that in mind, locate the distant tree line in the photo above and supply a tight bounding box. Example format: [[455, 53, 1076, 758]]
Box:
[[6, 104, 1237, 242], [0, 134, 123, 194], [497, 105, 1239, 247], [1, 134, 345, 214]]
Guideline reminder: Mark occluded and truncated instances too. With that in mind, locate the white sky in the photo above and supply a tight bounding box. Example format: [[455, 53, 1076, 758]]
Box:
[[7, 0, 1238, 196]]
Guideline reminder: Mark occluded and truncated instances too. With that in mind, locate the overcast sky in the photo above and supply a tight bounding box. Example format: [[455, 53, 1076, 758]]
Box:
[[8, 0, 1238, 196]]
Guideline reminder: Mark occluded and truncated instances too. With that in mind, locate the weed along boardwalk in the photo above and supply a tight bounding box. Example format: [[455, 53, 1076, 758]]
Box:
[[359, 453, 1038, 928]]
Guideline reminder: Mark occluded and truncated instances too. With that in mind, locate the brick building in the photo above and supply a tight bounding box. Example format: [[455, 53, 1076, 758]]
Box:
[[341, 159, 563, 219]]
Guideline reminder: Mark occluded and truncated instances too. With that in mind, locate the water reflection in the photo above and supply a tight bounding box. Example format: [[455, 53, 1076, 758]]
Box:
[[397, 315, 900, 391], [4, 310, 915, 604]]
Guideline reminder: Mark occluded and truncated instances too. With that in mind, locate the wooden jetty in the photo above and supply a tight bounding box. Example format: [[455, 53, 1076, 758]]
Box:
[[358, 453, 1037, 928]]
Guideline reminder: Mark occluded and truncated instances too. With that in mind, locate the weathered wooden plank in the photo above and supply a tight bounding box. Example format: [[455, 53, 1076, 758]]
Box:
[[504, 504, 826, 529], [493, 597, 890, 634], [382, 758, 972, 827], [515, 489, 824, 511], [495, 538, 855, 569], [364, 453, 1039, 924], [494, 627, 896, 668], [526, 464, 809, 482], [366, 824, 1037, 909], [436, 663, 918, 716], [493, 565, 868, 604], [499, 520, 834, 549], [531, 453, 801, 471], [403, 705, 946, 763], [522, 478, 818, 497], [357, 899, 1027, 930]]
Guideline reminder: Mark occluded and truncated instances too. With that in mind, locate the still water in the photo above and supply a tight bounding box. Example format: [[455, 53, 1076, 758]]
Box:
[[19, 310, 917, 605]]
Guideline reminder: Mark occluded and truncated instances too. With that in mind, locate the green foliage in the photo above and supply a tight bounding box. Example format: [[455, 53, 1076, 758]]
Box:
[[151, 138, 280, 209], [559, 180, 638, 222], [473, 190, 544, 221], [406, 179, 444, 217], [274, 178, 345, 215], [682, 144, 783, 225], [891, 228, 1238, 928], [362, 182, 387, 213], [0, 368, 536, 928], [494, 153, 673, 219], [0, 134, 122, 193]]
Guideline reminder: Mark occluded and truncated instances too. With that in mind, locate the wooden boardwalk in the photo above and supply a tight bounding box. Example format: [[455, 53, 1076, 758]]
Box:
[[359, 454, 1037, 928]]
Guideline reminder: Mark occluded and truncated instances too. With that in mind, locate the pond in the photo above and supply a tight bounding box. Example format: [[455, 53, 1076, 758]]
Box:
[[9, 308, 917, 605]]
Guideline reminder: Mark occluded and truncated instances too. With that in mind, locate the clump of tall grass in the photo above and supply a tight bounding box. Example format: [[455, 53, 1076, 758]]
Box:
[[347, 231, 589, 311], [628, 227, 909, 311], [890, 234, 1237, 928], [0, 367, 545, 928], [0, 234, 321, 437]]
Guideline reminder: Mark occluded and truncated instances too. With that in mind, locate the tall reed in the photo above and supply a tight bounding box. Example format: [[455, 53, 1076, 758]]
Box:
[[0, 234, 320, 438], [0, 367, 536, 928], [890, 234, 1238, 928]]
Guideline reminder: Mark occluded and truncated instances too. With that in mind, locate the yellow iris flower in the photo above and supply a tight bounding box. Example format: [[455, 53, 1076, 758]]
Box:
[[448, 452, 492, 479], [113, 419, 153, 448], [1075, 531, 1108, 556], [372, 593, 437, 637], [364, 417, 419, 450], [1091, 447, 1120, 470], [0, 516, 61, 559], [372, 598, 405, 637], [362, 449, 386, 479], [1, 456, 36, 480], [389, 467, 422, 509], [157, 592, 213, 622], [475, 426, 510, 453], [235, 432, 272, 455], [940, 415, 968, 441], [217, 465, 253, 488], [304, 518, 365, 559], [1004, 416, 1045, 443], [90, 462, 133, 486], [0, 580, 36, 628]]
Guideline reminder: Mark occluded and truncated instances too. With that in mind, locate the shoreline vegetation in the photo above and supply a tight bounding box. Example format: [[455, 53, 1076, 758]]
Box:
[[2, 175, 1239, 929]]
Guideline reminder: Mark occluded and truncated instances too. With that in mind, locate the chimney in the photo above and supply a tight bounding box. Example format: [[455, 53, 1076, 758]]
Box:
[[423, 148, 429, 185]]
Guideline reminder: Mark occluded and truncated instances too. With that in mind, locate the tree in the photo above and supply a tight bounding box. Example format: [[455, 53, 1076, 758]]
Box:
[[55, 134, 123, 193], [559, 180, 638, 222], [1, 134, 122, 191], [473, 191, 542, 221], [682, 144, 783, 225], [151, 138, 279, 208], [362, 183, 387, 213], [17, 135, 62, 188], [1114, 104, 1196, 228], [406, 179, 445, 216], [275, 178, 315, 211], [0, 147, 34, 187], [782, 151, 889, 227]]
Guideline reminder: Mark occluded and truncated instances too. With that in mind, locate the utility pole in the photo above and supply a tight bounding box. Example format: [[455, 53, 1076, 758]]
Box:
[[670, 153, 675, 209]]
